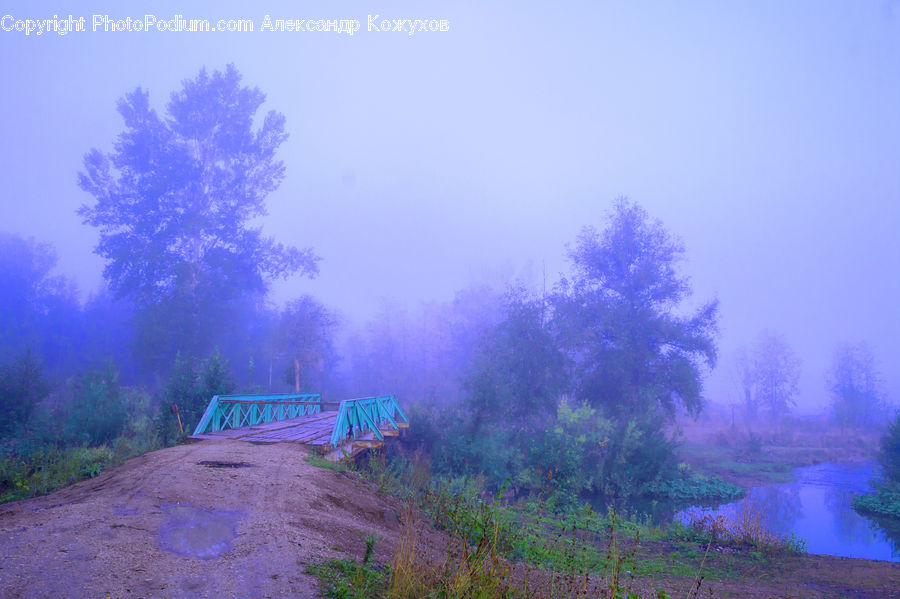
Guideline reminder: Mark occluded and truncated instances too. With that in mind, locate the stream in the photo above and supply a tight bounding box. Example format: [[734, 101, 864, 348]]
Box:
[[675, 461, 899, 562]]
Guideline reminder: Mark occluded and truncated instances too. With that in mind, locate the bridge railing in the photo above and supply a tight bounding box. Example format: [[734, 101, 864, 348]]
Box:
[[193, 393, 322, 435], [329, 395, 408, 448]]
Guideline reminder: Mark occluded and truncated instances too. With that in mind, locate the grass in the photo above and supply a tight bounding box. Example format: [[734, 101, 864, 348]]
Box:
[[678, 443, 794, 485], [309, 495, 655, 598], [676, 417, 883, 488], [305, 453, 348, 472], [0, 445, 113, 502], [307, 535, 389, 599], [0, 432, 163, 503], [305, 450, 808, 598]]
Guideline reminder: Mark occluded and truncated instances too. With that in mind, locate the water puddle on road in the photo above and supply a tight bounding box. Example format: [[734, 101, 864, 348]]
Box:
[[157, 504, 241, 560]]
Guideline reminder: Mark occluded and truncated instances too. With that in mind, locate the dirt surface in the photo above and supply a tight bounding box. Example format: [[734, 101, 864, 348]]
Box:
[[0, 440, 419, 598], [1, 440, 898, 598]]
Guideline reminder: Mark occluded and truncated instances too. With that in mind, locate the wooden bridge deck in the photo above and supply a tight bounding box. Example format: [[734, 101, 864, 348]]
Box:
[[190, 410, 340, 446], [189, 409, 408, 459]]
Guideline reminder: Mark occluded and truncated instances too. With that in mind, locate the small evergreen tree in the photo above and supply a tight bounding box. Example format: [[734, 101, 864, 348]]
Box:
[[64, 365, 125, 445], [163, 349, 236, 438], [0, 350, 50, 437]]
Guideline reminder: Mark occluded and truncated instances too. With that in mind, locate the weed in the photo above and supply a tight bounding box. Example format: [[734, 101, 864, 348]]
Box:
[[0, 445, 118, 502], [680, 500, 805, 554], [305, 453, 349, 472]]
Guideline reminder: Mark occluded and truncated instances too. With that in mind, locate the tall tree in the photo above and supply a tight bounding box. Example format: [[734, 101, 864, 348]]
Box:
[[277, 295, 338, 392], [0, 233, 80, 372], [738, 331, 801, 420], [828, 341, 885, 428], [465, 286, 568, 428], [553, 198, 718, 420], [78, 65, 318, 370]]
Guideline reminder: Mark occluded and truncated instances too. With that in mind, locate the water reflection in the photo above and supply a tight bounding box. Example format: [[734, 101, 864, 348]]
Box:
[[824, 482, 879, 547], [674, 462, 899, 562], [751, 483, 802, 534]]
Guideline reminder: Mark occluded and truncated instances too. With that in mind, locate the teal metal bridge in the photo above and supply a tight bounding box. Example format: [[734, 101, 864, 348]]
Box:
[[190, 393, 409, 458]]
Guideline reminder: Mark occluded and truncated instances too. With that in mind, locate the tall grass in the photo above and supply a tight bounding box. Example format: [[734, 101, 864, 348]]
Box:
[[311, 495, 679, 598], [308, 450, 813, 598], [681, 500, 806, 553], [310, 452, 685, 598]]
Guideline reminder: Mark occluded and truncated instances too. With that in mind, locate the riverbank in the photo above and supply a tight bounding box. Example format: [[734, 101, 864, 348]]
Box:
[[675, 414, 882, 488], [313, 449, 900, 598]]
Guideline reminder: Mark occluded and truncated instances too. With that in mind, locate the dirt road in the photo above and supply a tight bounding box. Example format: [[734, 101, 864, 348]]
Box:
[[0, 441, 408, 598]]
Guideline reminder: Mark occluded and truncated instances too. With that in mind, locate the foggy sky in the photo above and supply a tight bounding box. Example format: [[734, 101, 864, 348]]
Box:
[[1, 0, 898, 412]]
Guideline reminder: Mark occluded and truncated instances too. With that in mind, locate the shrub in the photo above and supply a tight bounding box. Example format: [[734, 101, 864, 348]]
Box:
[[596, 414, 679, 499], [853, 415, 900, 520], [853, 482, 900, 520]]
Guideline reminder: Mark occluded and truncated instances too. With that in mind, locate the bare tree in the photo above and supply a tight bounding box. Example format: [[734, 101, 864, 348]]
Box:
[[737, 331, 801, 421], [828, 341, 886, 429]]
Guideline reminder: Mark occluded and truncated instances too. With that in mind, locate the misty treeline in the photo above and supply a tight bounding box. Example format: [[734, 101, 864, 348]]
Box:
[[1, 65, 895, 507], [733, 331, 889, 428]]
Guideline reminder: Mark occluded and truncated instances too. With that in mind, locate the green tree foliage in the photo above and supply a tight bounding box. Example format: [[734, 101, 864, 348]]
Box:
[[427, 201, 718, 501], [553, 198, 718, 420], [164, 349, 236, 437], [522, 400, 680, 502], [0, 234, 80, 372], [341, 286, 504, 406], [435, 289, 566, 485], [854, 410, 900, 520], [0, 350, 50, 437], [465, 287, 567, 427], [78, 65, 318, 370], [737, 331, 801, 420], [828, 341, 886, 428], [64, 365, 125, 445], [78, 288, 136, 379], [277, 295, 338, 392], [522, 399, 611, 504], [880, 410, 900, 484]]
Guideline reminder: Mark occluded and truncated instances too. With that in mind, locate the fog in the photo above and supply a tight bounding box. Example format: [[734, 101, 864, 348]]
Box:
[[2, 0, 899, 413]]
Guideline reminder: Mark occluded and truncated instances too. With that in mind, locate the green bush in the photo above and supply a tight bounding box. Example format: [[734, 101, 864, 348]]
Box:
[[643, 467, 744, 503], [854, 410, 900, 521], [414, 396, 700, 507], [854, 481, 900, 520]]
